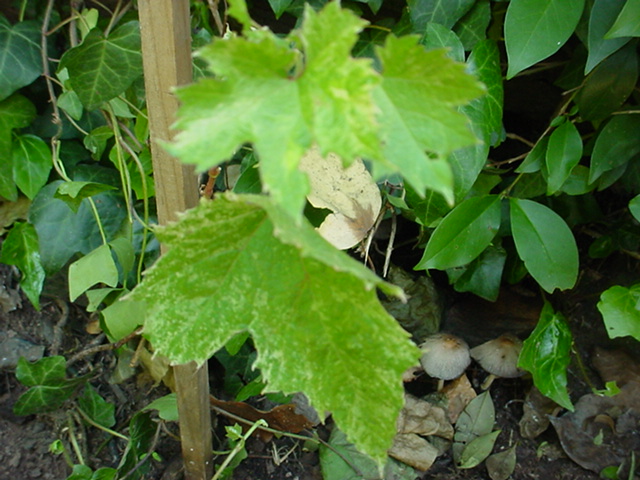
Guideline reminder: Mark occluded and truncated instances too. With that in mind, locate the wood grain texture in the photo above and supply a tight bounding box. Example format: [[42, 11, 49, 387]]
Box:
[[138, 1, 213, 478]]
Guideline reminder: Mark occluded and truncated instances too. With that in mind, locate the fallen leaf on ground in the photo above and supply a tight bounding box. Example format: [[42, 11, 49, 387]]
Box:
[[397, 394, 453, 439], [299, 145, 381, 250], [210, 395, 315, 442], [486, 444, 517, 480], [592, 346, 640, 387], [550, 382, 640, 473], [389, 433, 439, 471], [442, 373, 477, 423], [519, 386, 557, 439]]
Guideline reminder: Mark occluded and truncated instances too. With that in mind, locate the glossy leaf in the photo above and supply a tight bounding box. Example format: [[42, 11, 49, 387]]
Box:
[[267, 0, 293, 18], [416, 195, 501, 270], [449, 39, 503, 200], [0, 94, 36, 200], [0, 16, 41, 101], [509, 198, 578, 292], [606, 0, 640, 38], [13, 356, 88, 415], [517, 136, 548, 174], [421, 23, 465, 62], [518, 302, 573, 410], [78, 385, 116, 428], [128, 194, 418, 464], [453, 0, 491, 51], [54, 181, 117, 213], [68, 244, 119, 302], [12, 134, 52, 200], [585, 0, 630, 74], [29, 169, 127, 275], [407, 0, 475, 30], [589, 114, 640, 183], [143, 393, 179, 421], [576, 41, 638, 121], [630, 195, 640, 222], [545, 121, 583, 194], [597, 284, 640, 341], [58, 22, 143, 110], [505, 0, 585, 79], [0, 222, 45, 309], [449, 244, 506, 301]]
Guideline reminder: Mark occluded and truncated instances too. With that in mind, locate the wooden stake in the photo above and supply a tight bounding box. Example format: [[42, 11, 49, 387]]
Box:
[[138, 1, 213, 479]]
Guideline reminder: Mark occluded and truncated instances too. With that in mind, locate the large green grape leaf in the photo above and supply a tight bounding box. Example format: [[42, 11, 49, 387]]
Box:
[[58, 22, 142, 110], [170, 4, 379, 219], [0, 16, 41, 101], [505, 0, 585, 79], [373, 35, 485, 203], [169, 3, 483, 219], [128, 193, 419, 464]]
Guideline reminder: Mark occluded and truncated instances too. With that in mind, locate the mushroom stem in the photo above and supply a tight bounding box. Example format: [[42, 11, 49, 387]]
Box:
[[436, 378, 445, 391], [480, 373, 497, 390]]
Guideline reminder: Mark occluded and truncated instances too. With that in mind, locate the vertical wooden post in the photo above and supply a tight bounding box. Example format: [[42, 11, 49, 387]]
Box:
[[138, 1, 213, 479]]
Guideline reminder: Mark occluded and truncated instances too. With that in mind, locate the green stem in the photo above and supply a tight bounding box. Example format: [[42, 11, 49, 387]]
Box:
[[76, 405, 129, 440], [211, 419, 268, 480], [66, 412, 85, 465]]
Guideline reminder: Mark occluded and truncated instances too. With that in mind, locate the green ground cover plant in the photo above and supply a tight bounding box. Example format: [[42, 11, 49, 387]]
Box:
[[1, 0, 640, 477]]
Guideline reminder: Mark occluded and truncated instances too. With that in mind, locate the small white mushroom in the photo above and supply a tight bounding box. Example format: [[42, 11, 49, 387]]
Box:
[[470, 333, 523, 389], [419, 333, 471, 391]]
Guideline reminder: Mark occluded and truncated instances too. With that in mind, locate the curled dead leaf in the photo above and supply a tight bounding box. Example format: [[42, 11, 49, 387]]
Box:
[[389, 433, 439, 471], [519, 386, 558, 439], [209, 395, 315, 442], [299, 146, 381, 250], [397, 394, 454, 439]]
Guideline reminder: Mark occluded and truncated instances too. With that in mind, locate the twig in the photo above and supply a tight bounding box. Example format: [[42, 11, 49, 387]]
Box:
[[382, 209, 397, 278], [209, 403, 367, 478], [66, 327, 143, 366]]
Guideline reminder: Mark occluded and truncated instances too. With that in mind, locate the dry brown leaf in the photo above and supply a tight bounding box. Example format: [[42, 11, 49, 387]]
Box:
[[442, 373, 477, 423], [299, 146, 381, 249], [137, 347, 174, 390], [519, 386, 557, 439], [550, 382, 640, 473], [209, 395, 315, 442], [592, 347, 640, 387], [389, 433, 439, 471], [397, 394, 454, 439]]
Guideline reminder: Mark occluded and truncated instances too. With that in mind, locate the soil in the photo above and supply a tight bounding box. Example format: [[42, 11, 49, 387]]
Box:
[[1, 252, 639, 480]]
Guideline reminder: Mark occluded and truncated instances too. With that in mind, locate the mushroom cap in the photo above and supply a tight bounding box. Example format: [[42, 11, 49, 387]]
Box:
[[419, 333, 471, 381], [470, 333, 523, 378]]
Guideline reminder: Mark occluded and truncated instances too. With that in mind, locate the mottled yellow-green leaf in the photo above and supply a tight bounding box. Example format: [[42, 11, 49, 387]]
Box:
[[128, 194, 418, 464]]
